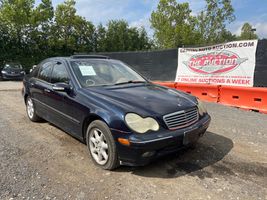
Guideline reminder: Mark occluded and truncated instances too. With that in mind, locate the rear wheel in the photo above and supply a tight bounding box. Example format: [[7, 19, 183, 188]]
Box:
[[26, 96, 41, 122], [86, 120, 119, 170]]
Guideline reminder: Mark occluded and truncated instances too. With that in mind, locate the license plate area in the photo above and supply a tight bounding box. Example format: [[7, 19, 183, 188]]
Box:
[[183, 129, 200, 145]]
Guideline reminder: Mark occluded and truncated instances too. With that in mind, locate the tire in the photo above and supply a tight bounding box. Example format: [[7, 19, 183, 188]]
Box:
[[26, 96, 41, 122], [86, 120, 119, 170]]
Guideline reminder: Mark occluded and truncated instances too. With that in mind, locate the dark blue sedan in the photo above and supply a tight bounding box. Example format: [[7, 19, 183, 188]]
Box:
[[22, 55, 211, 170]]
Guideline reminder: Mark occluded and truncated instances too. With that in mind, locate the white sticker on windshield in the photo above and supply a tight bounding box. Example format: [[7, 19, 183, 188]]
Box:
[[79, 65, 96, 76]]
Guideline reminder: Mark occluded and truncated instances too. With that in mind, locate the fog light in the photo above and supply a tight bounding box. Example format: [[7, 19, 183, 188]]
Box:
[[142, 151, 155, 157]]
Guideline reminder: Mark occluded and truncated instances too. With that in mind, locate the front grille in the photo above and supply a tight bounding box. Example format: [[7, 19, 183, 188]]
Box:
[[163, 107, 199, 130]]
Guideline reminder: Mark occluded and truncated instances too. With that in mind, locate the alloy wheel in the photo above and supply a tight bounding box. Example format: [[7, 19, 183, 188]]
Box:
[[89, 128, 109, 165], [27, 98, 34, 119]]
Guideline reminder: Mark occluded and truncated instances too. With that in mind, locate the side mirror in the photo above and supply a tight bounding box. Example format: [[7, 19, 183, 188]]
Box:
[[52, 82, 72, 93]]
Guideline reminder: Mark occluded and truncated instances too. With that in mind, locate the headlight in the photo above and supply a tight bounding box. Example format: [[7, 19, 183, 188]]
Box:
[[1, 70, 7, 74], [125, 113, 159, 133], [20, 71, 25, 74], [197, 99, 207, 116]]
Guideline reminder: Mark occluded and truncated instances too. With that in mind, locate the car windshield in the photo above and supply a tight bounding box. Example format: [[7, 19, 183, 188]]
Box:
[[70, 59, 147, 87], [4, 63, 22, 69]]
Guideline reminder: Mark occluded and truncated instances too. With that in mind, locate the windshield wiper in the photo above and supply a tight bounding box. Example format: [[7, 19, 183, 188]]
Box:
[[114, 80, 147, 85]]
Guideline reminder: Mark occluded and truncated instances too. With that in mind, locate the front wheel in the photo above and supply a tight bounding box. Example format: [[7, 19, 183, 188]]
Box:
[[86, 120, 119, 170], [26, 96, 41, 122]]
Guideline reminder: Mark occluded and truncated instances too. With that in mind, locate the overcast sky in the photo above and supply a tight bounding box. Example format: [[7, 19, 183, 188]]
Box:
[[36, 0, 267, 38]]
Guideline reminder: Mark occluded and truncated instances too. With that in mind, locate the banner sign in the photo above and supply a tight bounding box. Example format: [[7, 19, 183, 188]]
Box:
[[175, 40, 258, 87]]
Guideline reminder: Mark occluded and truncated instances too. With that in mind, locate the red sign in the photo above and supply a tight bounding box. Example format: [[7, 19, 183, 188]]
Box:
[[176, 40, 258, 87], [183, 50, 248, 75]]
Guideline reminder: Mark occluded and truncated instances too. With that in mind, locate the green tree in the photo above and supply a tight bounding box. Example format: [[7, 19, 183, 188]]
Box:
[[150, 0, 236, 48], [197, 0, 236, 44], [0, 0, 34, 46], [102, 20, 151, 51], [95, 23, 107, 52], [95, 21, 152, 52], [104, 20, 129, 51], [52, 0, 95, 55], [126, 26, 152, 50], [0, 0, 153, 70], [0, 19, 10, 66], [238, 22, 258, 40], [150, 0, 199, 48], [0, 0, 36, 68], [29, 0, 54, 61], [136, 27, 152, 50]]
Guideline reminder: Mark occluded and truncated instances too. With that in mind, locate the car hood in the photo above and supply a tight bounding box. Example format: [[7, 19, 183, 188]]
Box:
[[82, 83, 197, 116]]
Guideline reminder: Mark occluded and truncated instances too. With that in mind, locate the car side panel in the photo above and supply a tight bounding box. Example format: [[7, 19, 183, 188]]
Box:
[[45, 88, 85, 140], [30, 79, 53, 120]]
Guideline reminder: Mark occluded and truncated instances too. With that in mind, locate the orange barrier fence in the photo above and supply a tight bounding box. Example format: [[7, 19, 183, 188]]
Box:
[[153, 81, 267, 114], [175, 83, 219, 103], [219, 86, 267, 114], [153, 82, 219, 102], [153, 81, 176, 88]]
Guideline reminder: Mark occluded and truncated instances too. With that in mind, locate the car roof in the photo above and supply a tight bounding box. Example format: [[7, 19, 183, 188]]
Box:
[[46, 55, 116, 62]]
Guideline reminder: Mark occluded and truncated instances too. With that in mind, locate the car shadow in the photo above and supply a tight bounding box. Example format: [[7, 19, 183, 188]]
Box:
[[115, 131, 233, 179]]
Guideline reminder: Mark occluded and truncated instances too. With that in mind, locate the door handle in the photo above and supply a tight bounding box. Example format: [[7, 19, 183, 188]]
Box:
[[44, 88, 51, 93]]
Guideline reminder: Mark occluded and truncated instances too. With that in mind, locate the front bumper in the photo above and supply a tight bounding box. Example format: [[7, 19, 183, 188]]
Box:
[[114, 114, 211, 166], [1, 73, 24, 80]]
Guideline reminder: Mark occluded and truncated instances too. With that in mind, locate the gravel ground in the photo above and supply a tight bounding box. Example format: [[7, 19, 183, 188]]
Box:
[[0, 81, 266, 200], [0, 81, 22, 91]]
